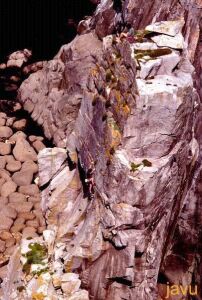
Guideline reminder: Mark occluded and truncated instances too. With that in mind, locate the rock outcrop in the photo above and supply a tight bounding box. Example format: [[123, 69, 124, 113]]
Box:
[[1, 0, 201, 299]]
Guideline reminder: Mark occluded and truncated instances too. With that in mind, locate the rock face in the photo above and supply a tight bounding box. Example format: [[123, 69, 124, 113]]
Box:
[[2, 1, 199, 300]]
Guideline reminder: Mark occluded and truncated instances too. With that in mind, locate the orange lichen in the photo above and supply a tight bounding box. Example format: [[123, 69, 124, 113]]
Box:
[[32, 292, 45, 300]]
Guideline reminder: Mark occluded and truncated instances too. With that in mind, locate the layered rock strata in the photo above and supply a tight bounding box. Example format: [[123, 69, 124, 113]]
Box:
[[10, 14, 201, 300], [1, 0, 201, 299]]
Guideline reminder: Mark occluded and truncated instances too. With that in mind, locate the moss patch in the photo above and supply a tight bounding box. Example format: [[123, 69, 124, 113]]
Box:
[[135, 48, 172, 60], [130, 162, 142, 172], [22, 243, 48, 275]]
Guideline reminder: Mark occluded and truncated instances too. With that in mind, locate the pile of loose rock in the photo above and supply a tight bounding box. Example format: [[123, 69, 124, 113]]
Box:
[[0, 49, 45, 98], [0, 103, 47, 296]]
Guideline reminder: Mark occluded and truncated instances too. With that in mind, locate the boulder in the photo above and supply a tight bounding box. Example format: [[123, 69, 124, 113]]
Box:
[[0, 215, 13, 231], [18, 184, 39, 196], [22, 226, 38, 239], [0, 196, 8, 205], [0, 117, 6, 126], [0, 157, 6, 169], [13, 139, 37, 162], [0, 169, 11, 181], [0, 240, 6, 252], [0, 231, 12, 241], [9, 131, 27, 142], [1, 181, 17, 197], [12, 170, 33, 186], [21, 160, 38, 173], [6, 117, 15, 127], [145, 20, 184, 36], [10, 224, 25, 233], [0, 142, 11, 155], [32, 140, 46, 152], [18, 212, 35, 220], [5, 237, 16, 248], [0, 126, 13, 138], [9, 201, 33, 213], [0, 205, 17, 219], [151, 33, 184, 49], [6, 160, 22, 172], [13, 119, 27, 130], [9, 192, 27, 203]]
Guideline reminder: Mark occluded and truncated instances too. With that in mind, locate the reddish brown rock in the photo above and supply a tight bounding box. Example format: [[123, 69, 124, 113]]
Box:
[[14, 217, 25, 226], [18, 184, 39, 196], [0, 142, 11, 155], [6, 160, 22, 172], [22, 226, 38, 239], [0, 157, 6, 169], [0, 215, 13, 231], [6, 117, 15, 127], [26, 219, 39, 228], [0, 126, 13, 138], [0, 197, 8, 205], [0, 180, 17, 198], [9, 201, 33, 213], [8, 192, 27, 203], [13, 119, 27, 131], [0, 231, 12, 241], [0, 169, 11, 181], [9, 131, 26, 142], [32, 140, 46, 152], [18, 212, 35, 220], [0, 205, 17, 219], [12, 169, 33, 186], [13, 139, 37, 162], [10, 224, 25, 233], [0, 240, 6, 253], [5, 237, 16, 248], [21, 160, 38, 174]]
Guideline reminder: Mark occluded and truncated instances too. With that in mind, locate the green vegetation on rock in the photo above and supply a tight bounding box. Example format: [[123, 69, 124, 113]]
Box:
[[22, 243, 48, 275]]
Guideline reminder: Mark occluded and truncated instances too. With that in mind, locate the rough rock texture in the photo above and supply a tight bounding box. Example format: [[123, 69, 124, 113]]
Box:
[[2, 1, 200, 300]]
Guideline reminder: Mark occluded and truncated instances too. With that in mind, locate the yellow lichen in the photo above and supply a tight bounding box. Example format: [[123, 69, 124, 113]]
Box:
[[32, 292, 45, 300]]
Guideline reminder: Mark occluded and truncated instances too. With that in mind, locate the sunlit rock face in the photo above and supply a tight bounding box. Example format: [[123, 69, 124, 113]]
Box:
[[10, 1, 202, 299]]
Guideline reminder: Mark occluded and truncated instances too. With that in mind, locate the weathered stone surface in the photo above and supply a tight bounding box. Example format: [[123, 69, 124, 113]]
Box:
[[9, 192, 27, 203], [18, 184, 39, 196], [9, 201, 33, 213], [12, 119, 27, 130], [32, 140, 46, 152], [13, 139, 37, 162], [145, 20, 184, 36], [22, 226, 38, 239], [0, 126, 13, 138], [0, 157, 6, 169], [5, 237, 16, 248], [0, 216, 13, 231], [0, 196, 8, 205], [10, 224, 25, 233], [1, 1, 199, 300], [12, 169, 33, 186], [9, 131, 27, 142], [21, 160, 38, 173], [0, 181, 17, 198], [6, 160, 22, 172], [0, 142, 11, 155], [0, 231, 12, 241], [0, 240, 6, 253], [1, 205, 17, 219], [151, 32, 185, 49], [7, 49, 32, 68]]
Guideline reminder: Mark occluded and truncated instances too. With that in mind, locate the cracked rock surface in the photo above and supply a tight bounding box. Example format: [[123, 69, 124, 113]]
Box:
[[1, 0, 201, 299]]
